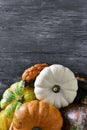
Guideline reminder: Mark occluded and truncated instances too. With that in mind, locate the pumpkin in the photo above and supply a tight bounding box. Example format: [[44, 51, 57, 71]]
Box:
[[34, 64, 78, 108], [9, 100, 63, 130], [60, 104, 87, 130], [0, 80, 36, 118], [0, 110, 12, 130]]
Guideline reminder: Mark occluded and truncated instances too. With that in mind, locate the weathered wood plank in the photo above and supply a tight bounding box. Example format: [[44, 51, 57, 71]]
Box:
[[0, 0, 87, 53]]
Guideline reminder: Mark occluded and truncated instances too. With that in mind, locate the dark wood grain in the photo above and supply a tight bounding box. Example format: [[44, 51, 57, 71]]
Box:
[[0, 0, 87, 99]]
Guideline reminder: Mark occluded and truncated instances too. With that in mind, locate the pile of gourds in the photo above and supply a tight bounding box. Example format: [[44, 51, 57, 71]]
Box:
[[0, 63, 87, 130]]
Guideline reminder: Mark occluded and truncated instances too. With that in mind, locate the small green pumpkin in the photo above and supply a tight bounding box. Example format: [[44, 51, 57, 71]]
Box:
[[0, 80, 36, 118]]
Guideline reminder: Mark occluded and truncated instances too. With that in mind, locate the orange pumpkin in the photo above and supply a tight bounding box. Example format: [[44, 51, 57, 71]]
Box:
[[9, 100, 63, 130]]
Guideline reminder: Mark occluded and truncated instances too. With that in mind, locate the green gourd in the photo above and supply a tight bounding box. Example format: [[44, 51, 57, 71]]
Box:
[[0, 80, 36, 118]]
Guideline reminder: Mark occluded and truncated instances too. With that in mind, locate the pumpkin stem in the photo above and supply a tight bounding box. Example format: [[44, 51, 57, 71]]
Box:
[[17, 95, 24, 103], [32, 127, 42, 130], [52, 85, 60, 93]]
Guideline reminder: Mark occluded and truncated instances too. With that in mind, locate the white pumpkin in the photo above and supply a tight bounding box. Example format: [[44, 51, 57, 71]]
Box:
[[34, 64, 78, 108]]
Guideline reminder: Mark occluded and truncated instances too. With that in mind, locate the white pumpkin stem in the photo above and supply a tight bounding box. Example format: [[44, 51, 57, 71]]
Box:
[[52, 85, 60, 93]]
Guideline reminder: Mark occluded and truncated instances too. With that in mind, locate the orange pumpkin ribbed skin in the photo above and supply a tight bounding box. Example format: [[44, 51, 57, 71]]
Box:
[[10, 100, 63, 130]]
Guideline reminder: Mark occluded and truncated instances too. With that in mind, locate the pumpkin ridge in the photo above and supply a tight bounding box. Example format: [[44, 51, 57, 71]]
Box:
[[53, 94, 60, 107], [37, 101, 50, 128], [37, 102, 40, 126], [1, 97, 16, 109], [9, 86, 20, 98], [50, 64, 65, 82], [27, 101, 38, 122], [63, 88, 77, 92], [62, 78, 77, 83], [27, 102, 33, 122], [59, 90, 69, 102], [5, 102, 18, 117], [40, 67, 54, 84], [36, 100, 40, 125], [49, 66, 57, 81], [1, 89, 16, 105], [42, 94, 54, 105], [10, 81, 25, 97], [58, 93, 69, 107], [61, 90, 76, 104], [3, 89, 15, 99], [33, 101, 40, 124]]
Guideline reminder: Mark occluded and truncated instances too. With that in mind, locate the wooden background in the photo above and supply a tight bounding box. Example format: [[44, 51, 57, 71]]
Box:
[[0, 0, 87, 99]]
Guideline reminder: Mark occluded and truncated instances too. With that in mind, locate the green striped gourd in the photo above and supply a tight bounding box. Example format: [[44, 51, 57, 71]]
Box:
[[0, 80, 36, 118]]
